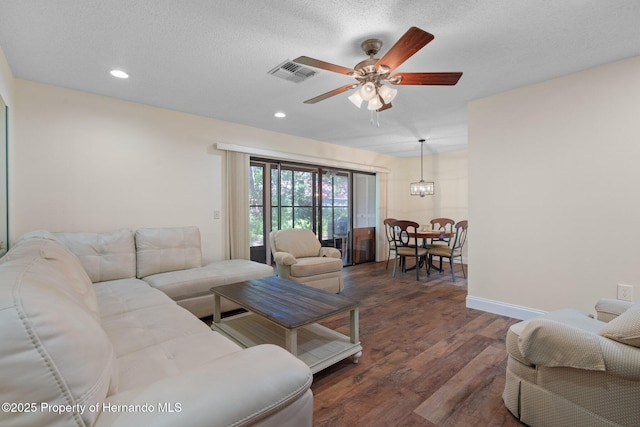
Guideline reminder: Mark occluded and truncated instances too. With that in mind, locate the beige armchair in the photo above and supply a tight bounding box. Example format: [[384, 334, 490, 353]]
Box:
[[503, 299, 640, 426], [269, 228, 343, 293]]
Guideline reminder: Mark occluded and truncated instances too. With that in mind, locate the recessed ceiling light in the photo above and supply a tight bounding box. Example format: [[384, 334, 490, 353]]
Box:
[[109, 69, 129, 79], [274, 112, 286, 118]]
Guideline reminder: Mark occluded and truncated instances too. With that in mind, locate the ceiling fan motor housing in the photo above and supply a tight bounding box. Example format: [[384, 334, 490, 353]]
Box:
[[360, 38, 383, 56]]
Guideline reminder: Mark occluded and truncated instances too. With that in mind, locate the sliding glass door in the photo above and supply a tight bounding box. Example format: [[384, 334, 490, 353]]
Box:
[[249, 159, 375, 266]]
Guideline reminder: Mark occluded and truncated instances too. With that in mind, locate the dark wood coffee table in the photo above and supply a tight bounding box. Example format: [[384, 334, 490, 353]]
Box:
[[210, 276, 362, 373]]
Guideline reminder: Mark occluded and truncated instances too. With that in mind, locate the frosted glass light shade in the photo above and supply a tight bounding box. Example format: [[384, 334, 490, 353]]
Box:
[[410, 180, 434, 197], [377, 84, 397, 103], [348, 91, 364, 108], [359, 82, 377, 101], [367, 96, 382, 111]]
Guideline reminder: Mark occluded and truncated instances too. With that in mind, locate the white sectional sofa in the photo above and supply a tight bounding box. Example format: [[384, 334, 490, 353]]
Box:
[[0, 230, 313, 426], [54, 226, 275, 317]]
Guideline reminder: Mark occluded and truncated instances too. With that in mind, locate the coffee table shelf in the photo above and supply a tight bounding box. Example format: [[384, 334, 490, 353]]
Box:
[[212, 312, 362, 373], [210, 276, 362, 374]]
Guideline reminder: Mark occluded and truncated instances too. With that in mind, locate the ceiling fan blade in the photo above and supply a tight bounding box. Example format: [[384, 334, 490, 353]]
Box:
[[303, 84, 355, 104], [390, 72, 463, 86], [293, 56, 356, 76], [376, 27, 435, 73]]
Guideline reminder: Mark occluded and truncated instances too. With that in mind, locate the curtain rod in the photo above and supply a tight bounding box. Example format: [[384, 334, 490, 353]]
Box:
[[216, 143, 389, 174]]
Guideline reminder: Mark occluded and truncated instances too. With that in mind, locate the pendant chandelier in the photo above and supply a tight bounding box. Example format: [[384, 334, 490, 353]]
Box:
[[410, 139, 434, 197]]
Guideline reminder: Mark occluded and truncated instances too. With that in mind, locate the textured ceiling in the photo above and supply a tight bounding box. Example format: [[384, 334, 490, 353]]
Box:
[[1, 1, 639, 157]]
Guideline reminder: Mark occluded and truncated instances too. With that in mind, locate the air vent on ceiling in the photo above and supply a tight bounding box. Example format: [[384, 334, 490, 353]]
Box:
[[268, 60, 317, 83]]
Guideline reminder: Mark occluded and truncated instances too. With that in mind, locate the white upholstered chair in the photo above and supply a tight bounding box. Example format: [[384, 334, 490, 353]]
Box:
[[503, 298, 640, 426], [269, 228, 343, 293]]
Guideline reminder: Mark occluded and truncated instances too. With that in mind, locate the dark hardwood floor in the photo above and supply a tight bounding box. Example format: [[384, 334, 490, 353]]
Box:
[[311, 260, 524, 427]]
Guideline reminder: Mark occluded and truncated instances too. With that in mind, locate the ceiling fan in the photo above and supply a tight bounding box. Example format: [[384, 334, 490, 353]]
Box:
[[293, 26, 462, 113]]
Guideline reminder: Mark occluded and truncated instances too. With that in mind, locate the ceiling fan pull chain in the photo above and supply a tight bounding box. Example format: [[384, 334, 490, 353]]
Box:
[[369, 110, 381, 127]]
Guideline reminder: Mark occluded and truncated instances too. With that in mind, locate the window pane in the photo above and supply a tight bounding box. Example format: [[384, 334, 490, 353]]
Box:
[[271, 168, 279, 206], [334, 208, 349, 235], [249, 165, 263, 206], [280, 207, 293, 229], [334, 174, 349, 206], [321, 207, 333, 239], [294, 171, 313, 206], [293, 207, 313, 229], [249, 207, 263, 246], [280, 170, 293, 206], [321, 174, 333, 206]]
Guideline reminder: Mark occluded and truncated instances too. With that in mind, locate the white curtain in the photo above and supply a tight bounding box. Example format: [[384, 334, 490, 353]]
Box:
[[225, 151, 250, 260]]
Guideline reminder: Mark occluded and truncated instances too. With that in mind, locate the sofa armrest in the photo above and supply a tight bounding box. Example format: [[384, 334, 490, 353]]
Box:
[[519, 318, 607, 371], [518, 318, 640, 381], [273, 251, 297, 266], [595, 298, 634, 322], [94, 345, 312, 427], [319, 247, 341, 259]]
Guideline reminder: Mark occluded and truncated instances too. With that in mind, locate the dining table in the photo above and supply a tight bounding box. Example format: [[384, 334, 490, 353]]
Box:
[[415, 228, 455, 273]]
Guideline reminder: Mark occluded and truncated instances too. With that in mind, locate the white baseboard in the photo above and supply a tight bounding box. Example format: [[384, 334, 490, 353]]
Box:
[[465, 296, 546, 321]]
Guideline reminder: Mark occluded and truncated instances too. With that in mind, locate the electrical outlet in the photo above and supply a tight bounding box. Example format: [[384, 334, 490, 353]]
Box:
[[617, 284, 634, 302], [213, 210, 220, 220]]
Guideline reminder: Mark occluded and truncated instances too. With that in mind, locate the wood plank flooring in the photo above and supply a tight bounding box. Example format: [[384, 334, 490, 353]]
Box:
[[310, 260, 524, 427]]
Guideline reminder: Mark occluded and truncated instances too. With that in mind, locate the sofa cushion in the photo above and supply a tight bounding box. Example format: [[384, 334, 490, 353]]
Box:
[[94, 278, 174, 318], [136, 226, 202, 278], [272, 228, 321, 258], [55, 228, 136, 283], [290, 256, 343, 278], [599, 302, 640, 348], [100, 298, 242, 391], [0, 233, 115, 427], [142, 259, 274, 300], [4, 230, 101, 320]]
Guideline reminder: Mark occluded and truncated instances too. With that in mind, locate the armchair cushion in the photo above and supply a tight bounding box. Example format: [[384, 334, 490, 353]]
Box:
[[599, 302, 640, 348], [290, 256, 343, 278]]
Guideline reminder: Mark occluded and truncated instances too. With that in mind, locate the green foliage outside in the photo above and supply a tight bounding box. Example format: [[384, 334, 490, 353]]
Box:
[[249, 165, 350, 246]]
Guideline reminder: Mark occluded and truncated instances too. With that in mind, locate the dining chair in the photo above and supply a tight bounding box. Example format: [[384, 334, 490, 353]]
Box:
[[427, 217, 455, 271], [426, 220, 468, 282], [383, 218, 398, 270], [429, 218, 455, 248], [390, 220, 428, 280]]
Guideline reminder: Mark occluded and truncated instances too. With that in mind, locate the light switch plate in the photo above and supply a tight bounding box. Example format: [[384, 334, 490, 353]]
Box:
[[617, 284, 634, 302]]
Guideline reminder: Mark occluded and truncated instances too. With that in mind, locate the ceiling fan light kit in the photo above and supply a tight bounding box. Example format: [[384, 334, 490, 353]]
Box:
[[293, 26, 462, 121]]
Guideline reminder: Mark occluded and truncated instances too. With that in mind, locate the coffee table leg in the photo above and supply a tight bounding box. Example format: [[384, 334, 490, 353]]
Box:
[[350, 308, 361, 363], [350, 308, 359, 344], [285, 328, 298, 356], [213, 294, 221, 324]]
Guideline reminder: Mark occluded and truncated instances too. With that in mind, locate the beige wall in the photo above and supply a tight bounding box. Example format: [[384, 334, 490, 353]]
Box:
[[12, 79, 467, 263], [468, 55, 640, 318]]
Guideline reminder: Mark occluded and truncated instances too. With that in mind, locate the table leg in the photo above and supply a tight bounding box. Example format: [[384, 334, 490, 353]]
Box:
[[350, 308, 361, 363], [350, 308, 359, 344], [213, 294, 222, 324], [285, 328, 298, 356]]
